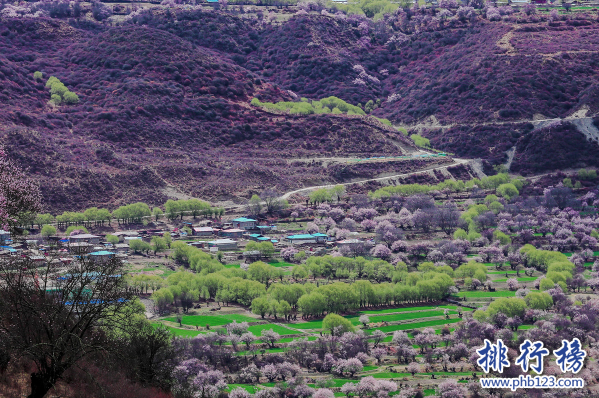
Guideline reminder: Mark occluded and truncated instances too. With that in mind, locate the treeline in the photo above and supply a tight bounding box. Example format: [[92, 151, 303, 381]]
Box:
[[369, 173, 523, 199], [151, 244, 456, 316], [520, 245, 574, 291], [251, 96, 366, 116], [32, 199, 224, 229]]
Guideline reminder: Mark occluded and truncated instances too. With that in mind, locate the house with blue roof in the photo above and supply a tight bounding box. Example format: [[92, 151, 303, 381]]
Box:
[[231, 217, 257, 230], [89, 250, 115, 263], [285, 233, 329, 245], [0, 230, 10, 244]]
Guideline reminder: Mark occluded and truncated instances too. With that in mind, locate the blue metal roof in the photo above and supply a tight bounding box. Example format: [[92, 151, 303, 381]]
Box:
[[312, 233, 329, 237], [287, 234, 315, 239], [232, 217, 256, 222], [90, 251, 115, 256], [249, 234, 262, 238], [257, 237, 269, 241]]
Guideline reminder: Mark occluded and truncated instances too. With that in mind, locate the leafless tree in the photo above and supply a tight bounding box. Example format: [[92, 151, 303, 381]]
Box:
[[0, 254, 134, 398], [436, 203, 461, 235]]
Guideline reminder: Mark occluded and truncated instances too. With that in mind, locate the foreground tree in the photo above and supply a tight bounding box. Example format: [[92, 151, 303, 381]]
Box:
[[0, 145, 42, 231], [0, 255, 134, 398]]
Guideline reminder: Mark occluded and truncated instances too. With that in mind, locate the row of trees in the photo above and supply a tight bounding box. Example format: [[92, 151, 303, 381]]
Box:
[[369, 173, 522, 199], [33, 199, 224, 229]]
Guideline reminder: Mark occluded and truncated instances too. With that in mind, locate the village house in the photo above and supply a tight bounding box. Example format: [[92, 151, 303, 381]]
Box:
[[114, 231, 140, 242], [231, 217, 257, 230], [193, 227, 214, 237], [113, 243, 130, 254], [207, 239, 238, 251], [219, 228, 245, 238], [285, 233, 330, 245], [89, 250, 116, 263], [69, 234, 101, 245], [336, 239, 371, 248], [0, 230, 10, 244], [68, 242, 94, 254]]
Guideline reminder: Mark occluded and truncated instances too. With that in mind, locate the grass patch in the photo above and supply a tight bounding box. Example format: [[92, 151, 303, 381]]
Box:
[[376, 318, 462, 332], [294, 310, 455, 330], [164, 313, 256, 327], [359, 305, 460, 315], [494, 277, 537, 283], [488, 270, 518, 275], [237, 347, 286, 355], [227, 384, 261, 394], [161, 325, 205, 337], [248, 324, 303, 336], [456, 291, 516, 298], [268, 261, 295, 267]]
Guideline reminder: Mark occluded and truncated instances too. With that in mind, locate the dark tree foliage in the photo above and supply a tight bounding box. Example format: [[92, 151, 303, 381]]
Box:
[[0, 255, 134, 398]]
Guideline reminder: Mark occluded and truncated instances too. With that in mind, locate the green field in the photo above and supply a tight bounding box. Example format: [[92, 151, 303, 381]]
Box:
[[268, 261, 295, 268], [247, 324, 304, 336], [359, 305, 460, 315], [494, 277, 537, 283], [162, 325, 205, 337], [293, 310, 454, 330], [227, 384, 262, 394], [488, 270, 518, 275], [237, 347, 286, 355], [456, 291, 516, 298], [372, 371, 472, 379], [164, 313, 256, 327], [376, 318, 462, 332]]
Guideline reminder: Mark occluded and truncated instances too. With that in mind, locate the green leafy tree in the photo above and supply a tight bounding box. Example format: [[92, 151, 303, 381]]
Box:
[[105, 234, 119, 245], [62, 91, 79, 104], [65, 225, 88, 236], [410, 134, 431, 148], [33, 71, 43, 80], [250, 296, 271, 318], [322, 313, 355, 336], [152, 207, 163, 221], [130, 239, 151, 254], [40, 225, 56, 238], [163, 232, 172, 249], [496, 183, 519, 201], [525, 291, 553, 310], [151, 236, 167, 255], [34, 213, 54, 228]]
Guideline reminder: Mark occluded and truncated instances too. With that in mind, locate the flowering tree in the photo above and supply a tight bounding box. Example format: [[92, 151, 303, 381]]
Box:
[[407, 361, 421, 376], [361, 219, 377, 232], [506, 278, 519, 291], [281, 246, 299, 262], [240, 364, 261, 384], [261, 364, 278, 382], [306, 222, 320, 234], [313, 388, 335, 398], [229, 387, 251, 398], [438, 379, 466, 398], [191, 370, 228, 398], [227, 321, 249, 336], [359, 314, 370, 327], [371, 347, 386, 364], [333, 357, 363, 377], [371, 244, 392, 260], [240, 332, 256, 349], [341, 383, 355, 397], [261, 329, 280, 348], [0, 146, 41, 230]]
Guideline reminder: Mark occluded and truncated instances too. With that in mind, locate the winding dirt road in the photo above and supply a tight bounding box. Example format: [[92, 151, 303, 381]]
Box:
[[280, 158, 472, 199]]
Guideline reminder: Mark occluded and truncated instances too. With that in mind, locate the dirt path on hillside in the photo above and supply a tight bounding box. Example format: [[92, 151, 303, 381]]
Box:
[[280, 158, 471, 199]]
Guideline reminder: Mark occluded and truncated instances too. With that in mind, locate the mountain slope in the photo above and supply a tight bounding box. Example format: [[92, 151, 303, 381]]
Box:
[[0, 17, 415, 212]]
